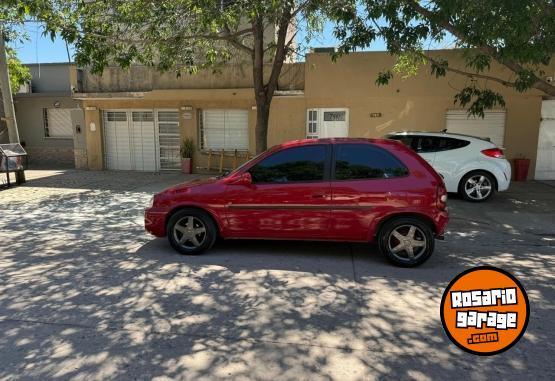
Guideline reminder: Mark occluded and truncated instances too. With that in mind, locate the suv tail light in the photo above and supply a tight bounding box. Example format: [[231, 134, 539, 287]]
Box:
[[437, 185, 447, 210], [481, 148, 505, 159]]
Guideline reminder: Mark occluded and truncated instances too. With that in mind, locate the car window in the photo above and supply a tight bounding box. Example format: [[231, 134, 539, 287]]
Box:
[[388, 135, 415, 149], [436, 137, 470, 151], [249, 145, 326, 184], [415, 136, 437, 153], [334, 144, 409, 180]]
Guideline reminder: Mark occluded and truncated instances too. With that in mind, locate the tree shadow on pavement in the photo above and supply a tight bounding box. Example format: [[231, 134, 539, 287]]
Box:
[[0, 173, 553, 379]]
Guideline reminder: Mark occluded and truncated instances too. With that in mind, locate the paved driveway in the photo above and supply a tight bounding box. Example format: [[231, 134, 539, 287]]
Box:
[[1, 170, 554, 380]]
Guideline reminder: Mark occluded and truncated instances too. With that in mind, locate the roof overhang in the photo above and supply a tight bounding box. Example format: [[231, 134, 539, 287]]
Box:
[[72, 92, 145, 100]]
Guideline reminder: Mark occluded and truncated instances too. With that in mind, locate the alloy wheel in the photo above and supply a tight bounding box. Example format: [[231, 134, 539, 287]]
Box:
[[172, 216, 207, 249], [464, 175, 492, 201], [387, 224, 428, 261]]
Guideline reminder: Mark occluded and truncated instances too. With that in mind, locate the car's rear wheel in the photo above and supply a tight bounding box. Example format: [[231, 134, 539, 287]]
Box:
[[459, 171, 495, 202], [378, 217, 435, 267], [167, 208, 217, 255]]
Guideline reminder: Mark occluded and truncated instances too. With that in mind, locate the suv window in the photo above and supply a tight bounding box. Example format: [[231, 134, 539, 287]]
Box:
[[334, 144, 409, 180], [415, 136, 436, 153], [249, 145, 326, 184]]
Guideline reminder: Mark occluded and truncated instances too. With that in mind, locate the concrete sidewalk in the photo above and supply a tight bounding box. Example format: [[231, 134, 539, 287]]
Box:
[[0, 170, 554, 380]]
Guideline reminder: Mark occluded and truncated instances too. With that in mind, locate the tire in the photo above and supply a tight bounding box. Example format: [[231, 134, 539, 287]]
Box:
[[378, 217, 435, 267], [167, 208, 217, 255], [459, 171, 495, 202]]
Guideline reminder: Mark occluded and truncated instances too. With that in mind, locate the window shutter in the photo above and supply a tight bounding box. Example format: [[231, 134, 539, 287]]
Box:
[[202, 109, 248, 150], [47, 109, 73, 137]]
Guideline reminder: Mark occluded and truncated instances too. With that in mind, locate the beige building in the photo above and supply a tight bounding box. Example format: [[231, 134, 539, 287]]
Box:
[[68, 50, 555, 179]]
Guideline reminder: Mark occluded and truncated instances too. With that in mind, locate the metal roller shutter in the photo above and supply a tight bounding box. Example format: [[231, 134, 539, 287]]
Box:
[[446, 110, 506, 147], [202, 109, 248, 150], [47, 108, 73, 137]]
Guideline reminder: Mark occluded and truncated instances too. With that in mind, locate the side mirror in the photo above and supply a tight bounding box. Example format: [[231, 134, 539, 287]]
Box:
[[239, 172, 252, 185], [226, 172, 252, 185]]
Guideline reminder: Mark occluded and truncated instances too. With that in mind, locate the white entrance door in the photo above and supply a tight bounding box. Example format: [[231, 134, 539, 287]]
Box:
[[446, 110, 506, 147], [306, 108, 349, 138], [535, 100, 555, 180], [157, 111, 181, 170], [321, 109, 349, 138]]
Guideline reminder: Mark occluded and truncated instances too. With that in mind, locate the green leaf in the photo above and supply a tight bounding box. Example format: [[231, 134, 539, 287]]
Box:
[[375, 70, 393, 86]]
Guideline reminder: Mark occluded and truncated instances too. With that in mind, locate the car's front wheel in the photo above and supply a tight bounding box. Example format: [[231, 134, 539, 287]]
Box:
[[459, 171, 495, 202], [378, 217, 435, 267], [167, 208, 217, 255]]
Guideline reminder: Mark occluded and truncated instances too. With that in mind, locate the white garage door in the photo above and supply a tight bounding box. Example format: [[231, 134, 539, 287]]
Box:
[[446, 110, 506, 147], [103, 110, 162, 171], [131, 111, 157, 171], [104, 111, 132, 170], [535, 100, 555, 180]]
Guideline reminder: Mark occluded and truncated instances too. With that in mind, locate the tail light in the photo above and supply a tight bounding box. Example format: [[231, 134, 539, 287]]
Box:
[[481, 148, 505, 159], [437, 185, 447, 210]]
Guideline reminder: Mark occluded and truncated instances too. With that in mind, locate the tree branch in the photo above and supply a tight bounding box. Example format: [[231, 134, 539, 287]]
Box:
[[424, 54, 516, 88], [82, 27, 253, 49], [406, 0, 555, 96]]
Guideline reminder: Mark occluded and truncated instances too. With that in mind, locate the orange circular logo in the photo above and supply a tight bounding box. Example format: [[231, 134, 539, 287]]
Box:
[[440, 266, 529, 355]]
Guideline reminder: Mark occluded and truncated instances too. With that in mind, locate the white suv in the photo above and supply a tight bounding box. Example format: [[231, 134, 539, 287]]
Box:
[[386, 131, 511, 202]]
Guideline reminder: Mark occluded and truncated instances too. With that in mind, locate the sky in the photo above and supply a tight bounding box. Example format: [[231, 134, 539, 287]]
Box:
[[11, 20, 383, 64], [11, 20, 452, 64]]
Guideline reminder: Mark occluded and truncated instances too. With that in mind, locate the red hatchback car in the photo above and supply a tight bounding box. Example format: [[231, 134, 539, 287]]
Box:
[[145, 138, 448, 266]]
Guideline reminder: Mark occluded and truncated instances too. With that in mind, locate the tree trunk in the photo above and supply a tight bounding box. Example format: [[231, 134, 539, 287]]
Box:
[[251, 17, 268, 154], [254, 101, 270, 153], [250, 7, 292, 153]]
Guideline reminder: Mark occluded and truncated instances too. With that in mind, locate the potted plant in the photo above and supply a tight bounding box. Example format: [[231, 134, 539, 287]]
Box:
[[513, 154, 530, 182], [180, 138, 195, 174]]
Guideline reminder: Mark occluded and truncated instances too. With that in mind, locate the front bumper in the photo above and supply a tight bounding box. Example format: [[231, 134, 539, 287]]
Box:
[[144, 208, 167, 237]]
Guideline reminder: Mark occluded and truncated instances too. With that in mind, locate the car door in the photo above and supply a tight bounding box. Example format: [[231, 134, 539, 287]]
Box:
[[329, 143, 410, 241], [225, 144, 332, 239], [431, 137, 471, 190]]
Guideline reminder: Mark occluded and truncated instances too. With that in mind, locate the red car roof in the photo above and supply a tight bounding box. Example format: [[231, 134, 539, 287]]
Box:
[[275, 137, 401, 149]]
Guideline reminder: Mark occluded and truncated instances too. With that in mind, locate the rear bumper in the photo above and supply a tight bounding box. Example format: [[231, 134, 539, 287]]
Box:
[[494, 159, 511, 192], [144, 208, 167, 237], [434, 209, 449, 237]]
